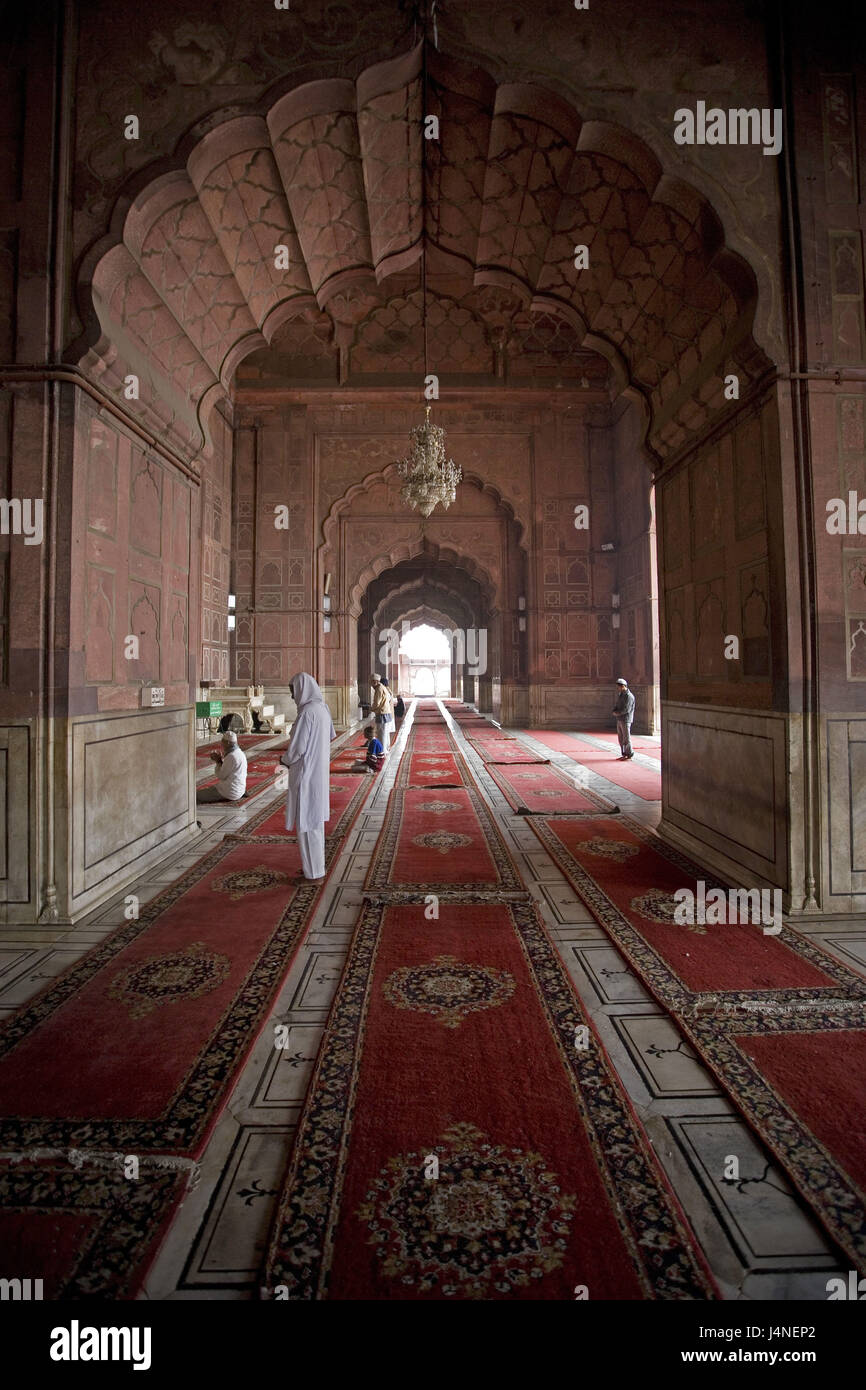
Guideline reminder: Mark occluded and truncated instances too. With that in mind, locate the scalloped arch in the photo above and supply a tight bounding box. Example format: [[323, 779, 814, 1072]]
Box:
[[320, 460, 527, 557], [373, 577, 476, 631], [76, 43, 771, 464], [387, 603, 469, 635], [351, 537, 497, 618]]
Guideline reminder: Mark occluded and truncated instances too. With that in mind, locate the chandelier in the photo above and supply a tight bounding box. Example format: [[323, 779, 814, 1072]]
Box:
[[396, 7, 461, 517], [397, 405, 462, 516]]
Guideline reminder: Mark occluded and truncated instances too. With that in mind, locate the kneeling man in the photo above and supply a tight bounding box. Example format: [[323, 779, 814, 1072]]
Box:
[[197, 731, 248, 802]]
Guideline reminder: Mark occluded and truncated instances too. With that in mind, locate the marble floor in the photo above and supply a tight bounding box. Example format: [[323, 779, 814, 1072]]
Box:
[[0, 705, 859, 1300]]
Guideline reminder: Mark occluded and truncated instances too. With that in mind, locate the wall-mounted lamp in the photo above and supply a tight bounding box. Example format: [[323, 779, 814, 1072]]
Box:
[[323, 616, 332, 634], [611, 593, 620, 609], [323, 594, 331, 612], [518, 616, 526, 633], [228, 593, 236, 610], [611, 613, 620, 630], [228, 614, 236, 632], [518, 596, 526, 611]]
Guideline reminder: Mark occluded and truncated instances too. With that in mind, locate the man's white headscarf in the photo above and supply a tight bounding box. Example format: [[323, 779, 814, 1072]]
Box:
[[291, 672, 325, 710], [284, 672, 335, 834]]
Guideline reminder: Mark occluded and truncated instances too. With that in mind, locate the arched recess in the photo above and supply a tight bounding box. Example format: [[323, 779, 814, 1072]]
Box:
[[319, 460, 525, 720], [75, 44, 771, 468], [359, 553, 497, 710], [68, 39, 811, 915]]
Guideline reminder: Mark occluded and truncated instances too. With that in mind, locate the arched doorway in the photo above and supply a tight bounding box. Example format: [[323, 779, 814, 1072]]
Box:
[[335, 472, 528, 722], [47, 39, 844, 929]]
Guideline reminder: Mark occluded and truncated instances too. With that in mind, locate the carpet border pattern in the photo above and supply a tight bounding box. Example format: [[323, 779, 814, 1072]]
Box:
[[262, 898, 717, 1301], [529, 812, 866, 1269]]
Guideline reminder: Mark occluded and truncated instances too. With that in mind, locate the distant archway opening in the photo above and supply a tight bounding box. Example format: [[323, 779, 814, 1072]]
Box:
[[400, 624, 452, 697]]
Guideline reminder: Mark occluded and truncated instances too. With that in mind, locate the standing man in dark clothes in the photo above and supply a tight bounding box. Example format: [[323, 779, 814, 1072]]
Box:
[[612, 677, 636, 760]]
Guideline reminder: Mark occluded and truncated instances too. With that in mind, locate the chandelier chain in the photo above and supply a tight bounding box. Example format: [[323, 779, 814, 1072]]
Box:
[[396, 4, 462, 519]]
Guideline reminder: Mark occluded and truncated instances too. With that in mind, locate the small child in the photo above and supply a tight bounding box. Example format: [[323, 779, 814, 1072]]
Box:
[[352, 725, 384, 774]]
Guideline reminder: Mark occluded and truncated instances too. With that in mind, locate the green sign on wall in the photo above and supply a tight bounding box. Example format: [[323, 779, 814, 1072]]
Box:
[[195, 700, 223, 717]]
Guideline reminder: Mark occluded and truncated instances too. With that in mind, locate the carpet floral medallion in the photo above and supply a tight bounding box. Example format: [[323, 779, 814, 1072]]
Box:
[[263, 899, 716, 1300], [411, 831, 474, 855], [107, 942, 232, 1020], [211, 865, 291, 901], [382, 955, 516, 1028], [356, 1122, 576, 1297]]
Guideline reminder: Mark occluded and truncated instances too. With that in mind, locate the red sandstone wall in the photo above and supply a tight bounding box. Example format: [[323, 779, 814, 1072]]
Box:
[[656, 392, 783, 712], [69, 397, 198, 713], [200, 405, 233, 687], [229, 397, 655, 726]]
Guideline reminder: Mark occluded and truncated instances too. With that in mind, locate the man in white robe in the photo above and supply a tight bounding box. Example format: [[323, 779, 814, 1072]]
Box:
[[197, 731, 248, 802], [282, 672, 336, 882]]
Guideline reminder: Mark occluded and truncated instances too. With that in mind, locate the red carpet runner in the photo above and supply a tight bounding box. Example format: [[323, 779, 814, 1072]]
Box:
[[0, 839, 331, 1156], [0, 1158, 187, 1299], [482, 760, 616, 815], [366, 786, 524, 895], [467, 736, 549, 765], [397, 722, 469, 787], [0, 734, 377, 1295], [526, 730, 662, 800], [531, 812, 866, 1269], [237, 772, 369, 839], [263, 899, 716, 1300]]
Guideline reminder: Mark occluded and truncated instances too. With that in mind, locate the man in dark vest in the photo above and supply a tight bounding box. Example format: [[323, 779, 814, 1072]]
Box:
[[612, 678, 636, 760]]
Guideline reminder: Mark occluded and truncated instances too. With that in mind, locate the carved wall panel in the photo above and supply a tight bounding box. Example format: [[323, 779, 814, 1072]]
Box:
[[130, 458, 162, 558], [84, 567, 115, 684], [660, 394, 777, 707], [822, 74, 859, 204], [830, 231, 866, 364], [844, 552, 866, 680], [74, 398, 196, 712]]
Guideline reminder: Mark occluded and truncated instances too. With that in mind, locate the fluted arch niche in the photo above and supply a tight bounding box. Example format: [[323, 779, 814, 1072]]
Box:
[[78, 44, 770, 464]]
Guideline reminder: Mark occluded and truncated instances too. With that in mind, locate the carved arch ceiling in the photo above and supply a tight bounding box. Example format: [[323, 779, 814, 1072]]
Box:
[[386, 604, 469, 639], [353, 540, 495, 622], [80, 44, 769, 463], [324, 467, 522, 617], [370, 573, 479, 632]]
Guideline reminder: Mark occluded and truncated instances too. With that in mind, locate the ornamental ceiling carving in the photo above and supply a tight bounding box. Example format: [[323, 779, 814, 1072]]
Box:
[[78, 42, 770, 465]]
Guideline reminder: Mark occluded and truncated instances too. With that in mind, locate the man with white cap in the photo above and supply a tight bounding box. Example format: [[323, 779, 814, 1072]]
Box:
[[196, 730, 248, 802], [370, 673, 393, 752], [281, 672, 336, 883], [612, 678, 636, 760]]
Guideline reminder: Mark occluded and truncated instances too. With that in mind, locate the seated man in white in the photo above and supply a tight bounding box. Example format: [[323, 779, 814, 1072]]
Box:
[[196, 730, 248, 802]]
